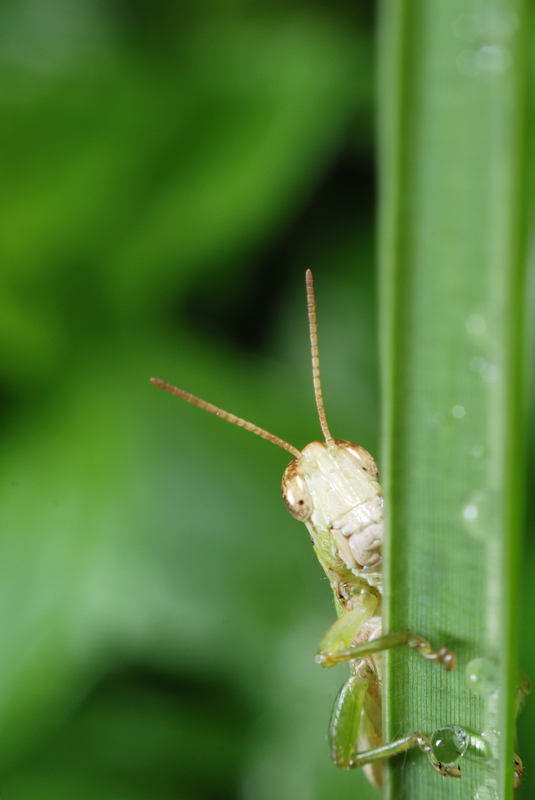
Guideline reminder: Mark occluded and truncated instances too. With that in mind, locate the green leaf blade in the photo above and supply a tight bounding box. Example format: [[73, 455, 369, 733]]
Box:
[[378, 1, 530, 798]]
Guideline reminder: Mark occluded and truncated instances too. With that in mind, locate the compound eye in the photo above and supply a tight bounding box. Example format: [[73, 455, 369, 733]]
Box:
[[335, 440, 380, 480], [281, 460, 312, 522]]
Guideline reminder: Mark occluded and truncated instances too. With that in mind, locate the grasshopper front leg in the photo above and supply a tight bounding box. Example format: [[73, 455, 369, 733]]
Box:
[[316, 626, 456, 670]]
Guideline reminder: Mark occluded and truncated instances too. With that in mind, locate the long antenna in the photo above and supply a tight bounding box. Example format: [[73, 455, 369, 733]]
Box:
[[306, 270, 335, 447], [150, 378, 301, 458]]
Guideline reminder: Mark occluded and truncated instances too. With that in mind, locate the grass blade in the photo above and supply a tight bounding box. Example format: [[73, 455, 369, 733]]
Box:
[[378, 1, 530, 798]]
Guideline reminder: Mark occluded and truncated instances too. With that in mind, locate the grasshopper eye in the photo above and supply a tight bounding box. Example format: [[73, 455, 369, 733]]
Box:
[[282, 460, 313, 522], [335, 440, 380, 480]]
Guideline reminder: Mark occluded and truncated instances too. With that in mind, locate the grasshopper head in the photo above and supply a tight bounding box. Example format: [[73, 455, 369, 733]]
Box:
[[281, 440, 379, 523]]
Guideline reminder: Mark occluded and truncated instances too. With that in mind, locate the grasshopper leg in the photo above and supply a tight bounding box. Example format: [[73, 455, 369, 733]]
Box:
[[513, 670, 530, 788], [316, 629, 455, 670], [315, 593, 379, 665], [315, 594, 456, 782], [514, 754, 523, 789], [329, 660, 460, 779]]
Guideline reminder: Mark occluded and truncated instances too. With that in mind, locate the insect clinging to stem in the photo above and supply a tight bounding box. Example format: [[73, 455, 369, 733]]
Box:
[[151, 270, 463, 789]]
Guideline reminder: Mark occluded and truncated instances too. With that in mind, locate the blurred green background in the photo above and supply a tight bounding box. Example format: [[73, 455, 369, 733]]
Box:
[[0, 1, 533, 798]]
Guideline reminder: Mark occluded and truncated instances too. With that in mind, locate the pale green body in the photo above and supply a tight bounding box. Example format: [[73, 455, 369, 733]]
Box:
[[300, 442, 384, 786]]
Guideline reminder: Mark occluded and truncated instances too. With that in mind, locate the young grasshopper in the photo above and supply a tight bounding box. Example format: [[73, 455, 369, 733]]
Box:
[[151, 270, 460, 789]]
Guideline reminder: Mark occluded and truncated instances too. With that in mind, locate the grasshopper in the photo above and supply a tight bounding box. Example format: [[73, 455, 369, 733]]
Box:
[[152, 270, 495, 788]]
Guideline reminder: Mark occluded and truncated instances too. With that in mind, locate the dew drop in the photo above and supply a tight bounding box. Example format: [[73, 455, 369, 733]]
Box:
[[474, 786, 498, 800], [482, 8, 519, 39], [481, 728, 500, 754], [466, 658, 499, 695], [468, 357, 501, 383], [461, 491, 491, 539], [476, 44, 511, 73], [470, 356, 485, 372], [452, 405, 466, 418], [463, 504, 478, 522], [480, 363, 501, 383], [466, 314, 487, 335], [467, 730, 493, 760], [430, 726, 469, 765]]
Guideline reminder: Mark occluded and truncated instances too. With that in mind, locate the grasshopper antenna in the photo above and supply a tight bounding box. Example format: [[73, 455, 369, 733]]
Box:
[[150, 378, 301, 458], [306, 270, 335, 448]]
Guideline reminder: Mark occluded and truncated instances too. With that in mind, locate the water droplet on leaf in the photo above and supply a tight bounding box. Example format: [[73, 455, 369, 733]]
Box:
[[461, 491, 492, 539], [466, 658, 499, 695], [466, 314, 487, 335], [474, 785, 498, 800], [430, 726, 469, 765]]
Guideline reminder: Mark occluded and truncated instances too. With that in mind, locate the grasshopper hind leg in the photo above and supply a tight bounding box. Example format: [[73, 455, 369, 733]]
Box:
[[328, 660, 371, 771], [317, 589, 458, 782], [328, 659, 461, 787]]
